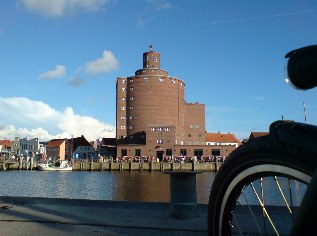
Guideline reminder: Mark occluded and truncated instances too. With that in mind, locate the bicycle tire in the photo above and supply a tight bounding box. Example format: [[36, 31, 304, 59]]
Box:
[[208, 135, 317, 236]]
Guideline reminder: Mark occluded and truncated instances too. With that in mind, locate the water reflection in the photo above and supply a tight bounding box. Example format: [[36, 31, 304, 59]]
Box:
[[0, 171, 215, 204]]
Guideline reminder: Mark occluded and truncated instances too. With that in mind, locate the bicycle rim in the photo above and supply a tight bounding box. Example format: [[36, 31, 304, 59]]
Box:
[[220, 164, 310, 236]]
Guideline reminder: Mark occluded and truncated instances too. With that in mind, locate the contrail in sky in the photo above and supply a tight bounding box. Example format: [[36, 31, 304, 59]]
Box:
[[208, 9, 315, 24]]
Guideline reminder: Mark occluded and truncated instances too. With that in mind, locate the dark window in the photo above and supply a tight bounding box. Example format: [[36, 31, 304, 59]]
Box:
[[212, 149, 221, 156], [180, 149, 187, 156], [194, 149, 203, 158], [166, 149, 172, 156], [121, 149, 127, 156], [188, 134, 191, 137], [135, 149, 141, 156]]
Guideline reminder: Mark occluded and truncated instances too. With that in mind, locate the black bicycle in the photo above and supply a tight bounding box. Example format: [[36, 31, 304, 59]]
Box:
[[208, 45, 317, 236]]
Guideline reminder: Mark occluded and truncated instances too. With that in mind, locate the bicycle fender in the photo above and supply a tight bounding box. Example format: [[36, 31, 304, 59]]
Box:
[[269, 120, 317, 155]]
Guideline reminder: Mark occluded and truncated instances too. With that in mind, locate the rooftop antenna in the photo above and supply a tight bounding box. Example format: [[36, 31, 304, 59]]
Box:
[[303, 102, 307, 123], [149, 45, 153, 52]]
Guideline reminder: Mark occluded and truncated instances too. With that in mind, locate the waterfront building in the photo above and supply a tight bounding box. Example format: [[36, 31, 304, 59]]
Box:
[[205, 132, 241, 148], [116, 46, 238, 160], [11, 137, 40, 158], [46, 139, 67, 161], [66, 136, 95, 161], [92, 138, 117, 158], [43, 136, 94, 161], [0, 140, 12, 158]]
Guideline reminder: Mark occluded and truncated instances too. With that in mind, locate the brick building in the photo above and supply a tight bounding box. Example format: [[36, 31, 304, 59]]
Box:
[[116, 46, 237, 160]]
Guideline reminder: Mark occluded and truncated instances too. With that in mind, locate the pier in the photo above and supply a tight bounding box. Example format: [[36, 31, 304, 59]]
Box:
[[0, 160, 222, 171]]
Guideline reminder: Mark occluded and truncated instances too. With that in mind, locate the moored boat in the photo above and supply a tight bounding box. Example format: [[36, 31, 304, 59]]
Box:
[[38, 160, 72, 171]]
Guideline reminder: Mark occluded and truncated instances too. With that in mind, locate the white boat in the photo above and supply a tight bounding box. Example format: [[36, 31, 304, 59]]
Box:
[[38, 160, 72, 171]]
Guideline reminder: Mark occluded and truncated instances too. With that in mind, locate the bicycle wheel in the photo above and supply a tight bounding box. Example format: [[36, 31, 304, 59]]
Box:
[[208, 135, 317, 236]]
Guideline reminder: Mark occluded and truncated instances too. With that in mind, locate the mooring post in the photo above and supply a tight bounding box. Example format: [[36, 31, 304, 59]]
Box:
[[163, 171, 202, 219]]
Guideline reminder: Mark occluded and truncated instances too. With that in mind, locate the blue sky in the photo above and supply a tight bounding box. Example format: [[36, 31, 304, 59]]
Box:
[[0, 0, 317, 142]]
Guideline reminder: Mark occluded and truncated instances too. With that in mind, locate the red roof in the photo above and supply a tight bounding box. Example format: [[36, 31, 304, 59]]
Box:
[[0, 140, 12, 148], [249, 132, 269, 140], [47, 139, 66, 147], [205, 133, 241, 144]]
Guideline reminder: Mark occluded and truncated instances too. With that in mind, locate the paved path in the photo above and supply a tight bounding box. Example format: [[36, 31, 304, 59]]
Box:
[[0, 197, 207, 236]]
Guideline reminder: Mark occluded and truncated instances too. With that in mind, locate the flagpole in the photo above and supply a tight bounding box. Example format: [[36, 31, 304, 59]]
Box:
[[303, 102, 307, 123]]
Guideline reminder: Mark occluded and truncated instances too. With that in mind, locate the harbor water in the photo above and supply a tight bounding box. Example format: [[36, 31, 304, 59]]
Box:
[[0, 171, 215, 204], [0, 170, 306, 206]]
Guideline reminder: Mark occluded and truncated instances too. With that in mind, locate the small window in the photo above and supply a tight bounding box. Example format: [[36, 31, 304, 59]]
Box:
[[121, 149, 127, 156], [121, 126, 126, 129], [144, 78, 148, 82], [129, 116, 133, 120], [122, 97, 125, 101], [188, 134, 191, 137], [194, 149, 203, 158], [121, 79, 125, 83], [151, 127, 155, 131], [129, 97, 134, 101], [129, 79, 134, 83], [129, 126, 132, 129], [180, 149, 187, 156], [129, 87, 134, 91], [120, 116, 126, 120], [157, 139, 163, 144], [158, 127, 162, 131], [164, 127, 170, 131], [166, 149, 172, 156], [129, 106, 134, 110], [135, 149, 141, 156], [121, 107, 125, 110], [159, 78, 164, 82], [212, 149, 221, 156], [121, 88, 125, 92]]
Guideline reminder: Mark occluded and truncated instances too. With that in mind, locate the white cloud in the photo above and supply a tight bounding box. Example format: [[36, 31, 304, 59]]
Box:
[[84, 50, 119, 75], [21, 0, 113, 17], [148, 0, 172, 11], [0, 97, 115, 141], [67, 77, 86, 86], [39, 65, 66, 80]]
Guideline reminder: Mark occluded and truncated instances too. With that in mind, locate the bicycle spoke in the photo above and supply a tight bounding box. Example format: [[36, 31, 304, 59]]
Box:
[[274, 176, 292, 214], [231, 210, 243, 236], [250, 182, 280, 236], [288, 178, 295, 223], [239, 191, 263, 235]]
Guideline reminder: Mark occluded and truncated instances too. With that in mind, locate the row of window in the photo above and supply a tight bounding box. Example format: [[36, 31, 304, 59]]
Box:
[[121, 126, 133, 130], [150, 127, 171, 132], [120, 116, 133, 120], [78, 146, 92, 151], [20, 144, 37, 150], [121, 87, 134, 92], [121, 97, 134, 101], [188, 134, 203, 138], [121, 106, 134, 111], [120, 78, 183, 86], [145, 54, 159, 62], [119, 149, 221, 158]]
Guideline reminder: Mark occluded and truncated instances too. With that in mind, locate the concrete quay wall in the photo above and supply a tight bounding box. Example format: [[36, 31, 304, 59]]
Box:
[[72, 161, 221, 172], [0, 161, 222, 171]]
